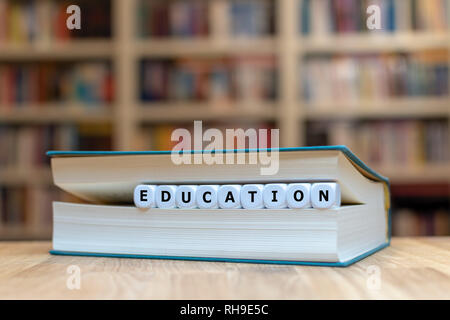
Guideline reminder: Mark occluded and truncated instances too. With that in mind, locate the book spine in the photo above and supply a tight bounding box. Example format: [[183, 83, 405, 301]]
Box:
[[0, 62, 113, 106], [308, 119, 449, 168], [301, 51, 449, 102], [301, 0, 449, 34], [137, 0, 209, 38], [0, 0, 111, 44], [140, 56, 277, 103]]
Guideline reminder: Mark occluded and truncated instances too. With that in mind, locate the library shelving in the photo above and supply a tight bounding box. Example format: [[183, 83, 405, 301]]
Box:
[[0, 40, 113, 60], [0, 0, 449, 239]]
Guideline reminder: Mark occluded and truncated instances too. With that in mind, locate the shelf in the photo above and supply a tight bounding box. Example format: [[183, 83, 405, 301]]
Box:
[[0, 105, 114, 123], [373, 164, 450, 183], [0, 167, 53, 186], [0, 39, 113, 60], [303, 98, 450, 120], [299, 32, 450, 53], [137, 102, 278, 122], [135, 37, 277, 56]]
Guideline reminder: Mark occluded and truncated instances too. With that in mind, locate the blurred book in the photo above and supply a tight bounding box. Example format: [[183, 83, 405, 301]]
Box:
[[0, 61, 114, 106], [0, 123, 111, 239], [307, 119, 449, 167], [0, 0, 111, 44], [0, 124, 112, 169], [230, 0, 274, 37], [300, 0, 449, 35], [232, 55, 277, 103], [0, 184, 82, 238], [393, 207, 449, 236], [137, 0, 275, 39], [137, 0, 209, 38], [412, 0, 449, 31], [301, 50, 449, 104], [134, 125, 176, 152], [140, 56, 277, 103]]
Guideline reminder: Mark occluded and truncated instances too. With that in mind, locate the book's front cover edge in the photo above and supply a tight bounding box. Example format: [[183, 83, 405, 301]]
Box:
[[49, 242, 389, 267], [47, 146, 388, 183], [338, 147, 391, 243]]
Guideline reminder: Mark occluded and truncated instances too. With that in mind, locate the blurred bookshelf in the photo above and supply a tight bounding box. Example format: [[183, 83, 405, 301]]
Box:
[[0, 0, 449, 239]]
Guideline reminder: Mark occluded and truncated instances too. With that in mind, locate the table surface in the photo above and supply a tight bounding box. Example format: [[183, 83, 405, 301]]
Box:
[[0, 237, 449, 299]]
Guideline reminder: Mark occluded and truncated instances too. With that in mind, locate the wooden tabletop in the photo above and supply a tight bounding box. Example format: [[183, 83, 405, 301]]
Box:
[[0, 237, 449, 299]]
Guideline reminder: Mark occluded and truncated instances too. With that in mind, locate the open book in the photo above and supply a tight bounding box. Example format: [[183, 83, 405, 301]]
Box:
[[48, 146, 390, 266]]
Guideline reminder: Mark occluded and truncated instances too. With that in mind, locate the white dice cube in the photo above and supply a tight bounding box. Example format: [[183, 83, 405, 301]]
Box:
[[263, 183, 287, 209], [286, 183, 311, 209], [311, 183, 340, 209], [175, 185, 197, 209], [133, 184, 156, 209], [156, 185, 177, 209], [218, 185, 241, 209], [240, 184, 264, 209], [196, 185, 219, 209]]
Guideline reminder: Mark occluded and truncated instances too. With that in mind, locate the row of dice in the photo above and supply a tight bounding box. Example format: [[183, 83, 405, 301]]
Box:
[[134, 183, 341, 209]]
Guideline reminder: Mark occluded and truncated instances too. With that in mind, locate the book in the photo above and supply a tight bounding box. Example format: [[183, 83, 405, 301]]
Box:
[[0, 184, 80, 238], [48, 146, 391, 266], [0, 0, 111, 44], [230, 0, 274, 38], [300, 0, 449, 34], [0, 124, 113, 169], [301, 50, 449, 104], [0, 61, 114, 106], [137, 0, 209, 38], [140, 56, 277, 103], [307, 120, 449, 167]]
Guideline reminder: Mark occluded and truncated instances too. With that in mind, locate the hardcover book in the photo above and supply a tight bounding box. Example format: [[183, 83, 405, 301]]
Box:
[[48, 146, 390, 266]]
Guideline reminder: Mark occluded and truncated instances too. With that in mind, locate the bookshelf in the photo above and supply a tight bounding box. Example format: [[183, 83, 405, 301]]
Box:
[[0, 40, 113, 59], [0, 0, 449, 239]]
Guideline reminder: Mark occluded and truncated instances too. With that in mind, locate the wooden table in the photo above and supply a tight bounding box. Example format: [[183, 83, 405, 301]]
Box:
[[0, 237, 449, 299]]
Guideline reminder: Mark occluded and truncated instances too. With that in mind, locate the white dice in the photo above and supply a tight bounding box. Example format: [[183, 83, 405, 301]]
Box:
[[310, 183, 341, 209], [175, 185, 197, 209], [218, 185, 241, 209], [196, 185, 219, 209], [156, 185, 177, 209], [134, 182, 341, 209], [286, 183, 311, 209], [133, 184, 156, 208], [240, 184, 264, 209], [263, 184, 287, 209]]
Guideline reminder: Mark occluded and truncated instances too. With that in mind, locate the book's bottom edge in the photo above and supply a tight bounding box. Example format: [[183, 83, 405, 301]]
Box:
[[49, 242, 389, 267]]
